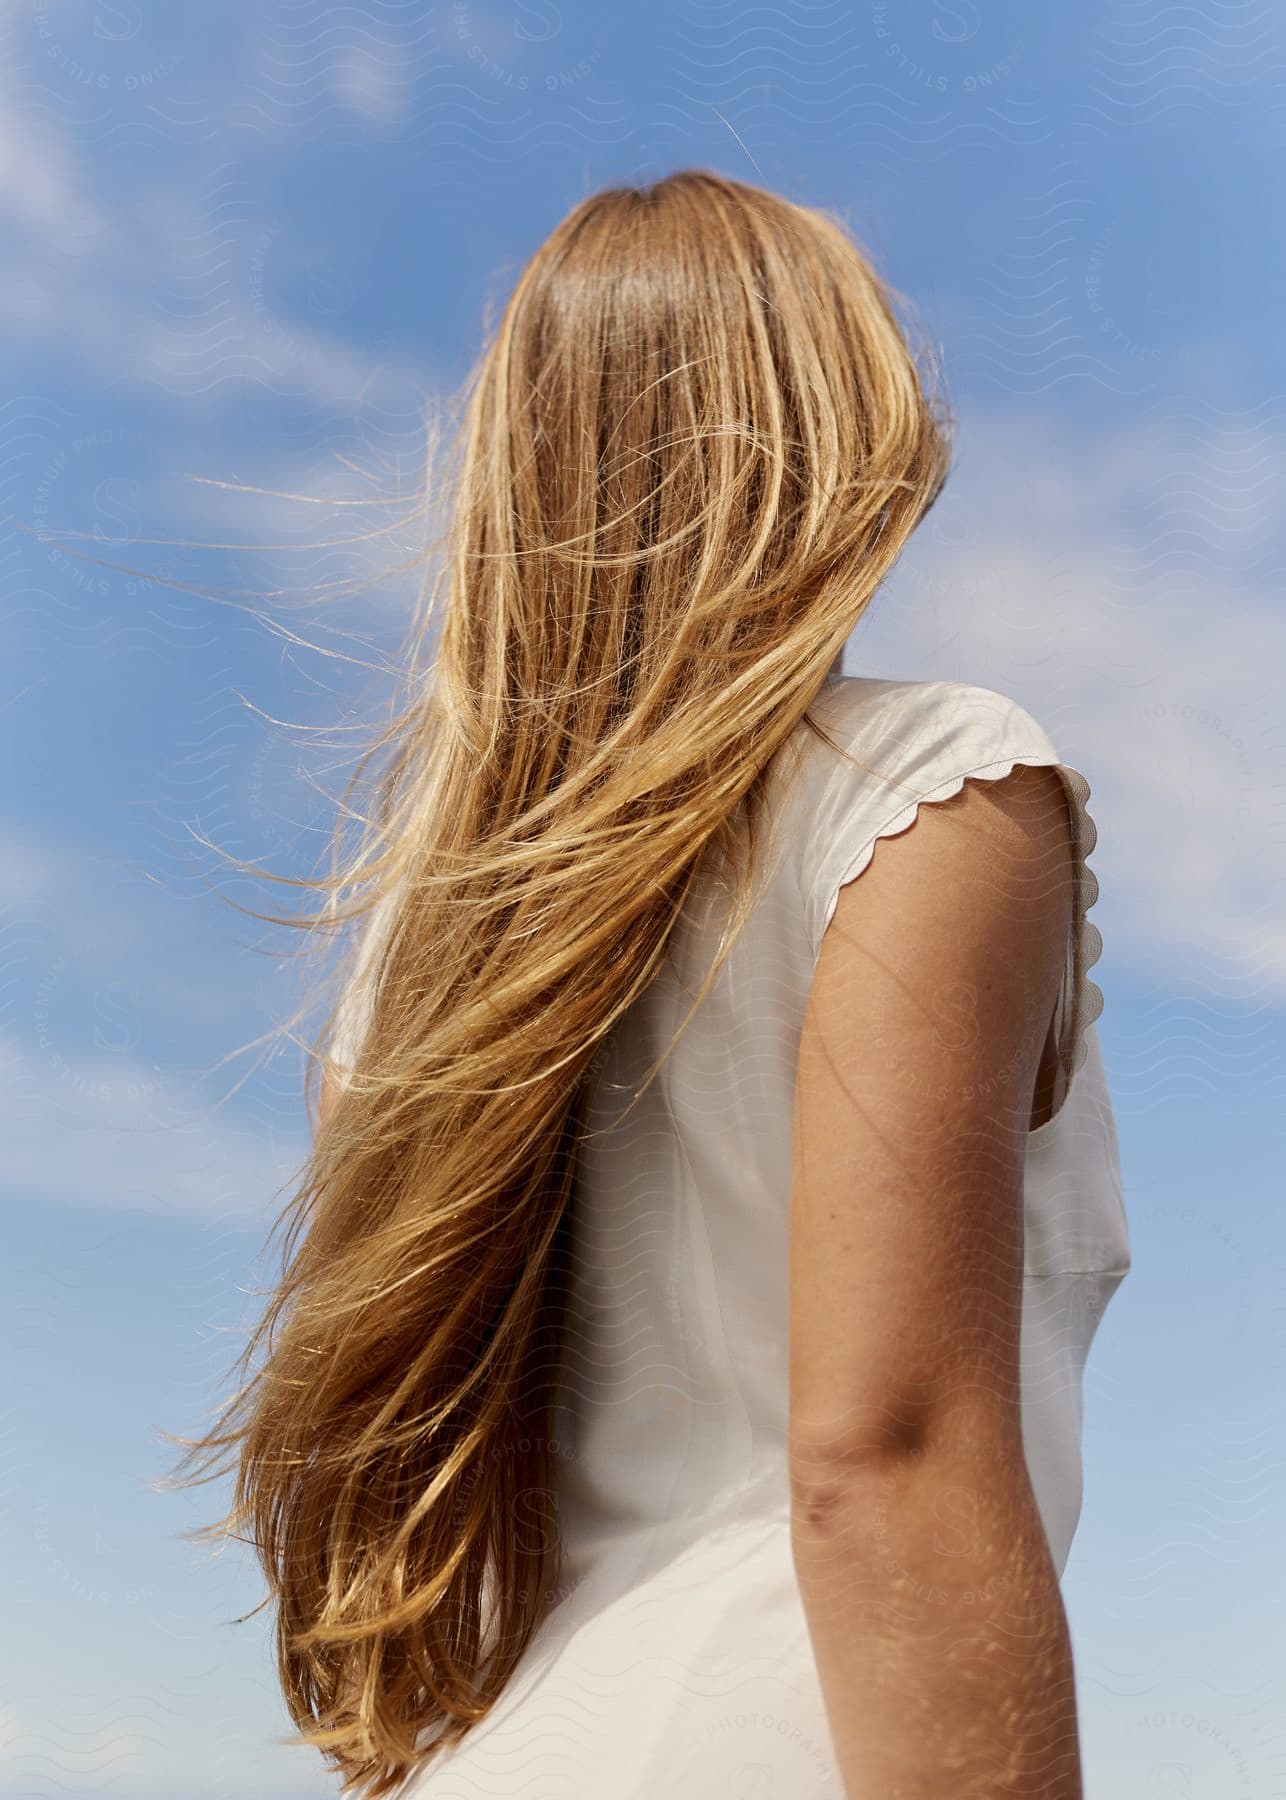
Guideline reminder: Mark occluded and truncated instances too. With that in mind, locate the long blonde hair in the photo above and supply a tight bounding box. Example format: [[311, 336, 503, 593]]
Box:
[[166, 169, 950, 1795]]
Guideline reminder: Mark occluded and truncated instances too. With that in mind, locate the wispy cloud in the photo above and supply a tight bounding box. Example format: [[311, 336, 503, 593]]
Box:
[[0, 59, 435, 411], [856, 407, 1286, 990], [0, 1018, 308, 1219]]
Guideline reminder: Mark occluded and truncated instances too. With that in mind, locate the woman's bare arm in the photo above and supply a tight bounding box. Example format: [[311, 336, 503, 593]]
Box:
[[788, 762, 1081, 1799]]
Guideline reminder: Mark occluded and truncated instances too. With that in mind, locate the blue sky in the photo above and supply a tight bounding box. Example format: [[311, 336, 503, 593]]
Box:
[[3, 2, 1282, 1794]]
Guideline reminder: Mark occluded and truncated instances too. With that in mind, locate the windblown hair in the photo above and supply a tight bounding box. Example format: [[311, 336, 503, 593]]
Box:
[[167, 169, 950, 1794]]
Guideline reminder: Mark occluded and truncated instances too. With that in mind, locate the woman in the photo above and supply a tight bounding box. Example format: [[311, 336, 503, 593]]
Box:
[[175, 170, 1132, 1796]]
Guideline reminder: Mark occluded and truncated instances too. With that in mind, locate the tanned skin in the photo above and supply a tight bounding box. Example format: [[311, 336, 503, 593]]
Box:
[[788, 763, 1082, 1799]]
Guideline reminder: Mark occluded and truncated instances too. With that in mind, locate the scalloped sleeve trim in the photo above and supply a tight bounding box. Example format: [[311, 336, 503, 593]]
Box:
[[809, 745, 1104, 1128]]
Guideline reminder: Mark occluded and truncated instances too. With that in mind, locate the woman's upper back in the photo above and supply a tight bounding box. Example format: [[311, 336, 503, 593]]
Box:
[[554, 673, 1132, 1579]]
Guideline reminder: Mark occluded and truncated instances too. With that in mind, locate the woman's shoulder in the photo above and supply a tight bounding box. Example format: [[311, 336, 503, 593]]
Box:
[[777, 673, 1085, 959], [802, 673, 1063, 775]]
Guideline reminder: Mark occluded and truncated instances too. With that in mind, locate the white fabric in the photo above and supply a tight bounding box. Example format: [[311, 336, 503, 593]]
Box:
[[336, 674, 1133, 1798]]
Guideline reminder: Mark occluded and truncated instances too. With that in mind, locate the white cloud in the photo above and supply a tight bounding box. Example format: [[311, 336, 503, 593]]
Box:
[[327, 43, 417, 122], [0, 1021, 308, 1219], [164, 444, 445, 630], [0, 67, 437, 411], [0, 823, 324, 1214], [853, 408, 1286, 990]]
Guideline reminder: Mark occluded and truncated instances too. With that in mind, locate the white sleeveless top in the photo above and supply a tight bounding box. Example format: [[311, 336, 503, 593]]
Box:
[[334, 674, 1133, 1799]]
